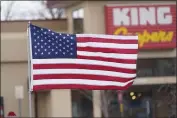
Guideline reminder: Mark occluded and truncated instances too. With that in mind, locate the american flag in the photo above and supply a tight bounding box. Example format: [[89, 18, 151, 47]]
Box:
[[28, 23, 138, 91]]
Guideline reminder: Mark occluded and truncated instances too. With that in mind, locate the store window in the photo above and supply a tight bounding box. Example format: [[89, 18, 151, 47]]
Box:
[[103, 86, 154, 118], [72, 8, 84, 34], [123, 90, 153, 118], [137, 58, 176, 77], [72, 8, 84, 19], [71, 90, 93, 118]]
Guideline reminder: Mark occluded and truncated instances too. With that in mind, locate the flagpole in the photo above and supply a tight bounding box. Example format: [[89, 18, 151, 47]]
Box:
[[27, 21, 32, 117]]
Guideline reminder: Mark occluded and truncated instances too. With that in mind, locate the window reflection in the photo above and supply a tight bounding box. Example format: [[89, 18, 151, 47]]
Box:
[[72, 90, 93, 118], [72, 8, 84, 34], [137, 58, 176, 77], [72, 8, 84, 19]]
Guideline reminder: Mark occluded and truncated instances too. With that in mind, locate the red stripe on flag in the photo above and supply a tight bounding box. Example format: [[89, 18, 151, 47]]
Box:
[[33, 74, 134, 82], [77, 55, 137, 64], [33, 64, 136, 73], [33, 81, 134, 91], [77, 37, 138, 44], [77, 47, 138, 54]]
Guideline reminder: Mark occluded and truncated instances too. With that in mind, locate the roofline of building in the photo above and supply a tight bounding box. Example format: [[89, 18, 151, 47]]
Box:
[[1, 18, 67, 23], [46, 1, 82, 8]]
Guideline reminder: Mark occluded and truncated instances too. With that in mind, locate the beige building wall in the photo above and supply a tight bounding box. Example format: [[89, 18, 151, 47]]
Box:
[[1, 20, 68, 117]]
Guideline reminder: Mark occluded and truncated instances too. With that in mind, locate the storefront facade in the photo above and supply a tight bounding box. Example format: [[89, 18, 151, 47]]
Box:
[[41, 1, 177, 117], [1, 1, 176, 118], [66, 2, 176, 117]]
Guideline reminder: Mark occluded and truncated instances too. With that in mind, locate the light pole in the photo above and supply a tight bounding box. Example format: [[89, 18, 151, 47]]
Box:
[[118, 91, 124, 117]]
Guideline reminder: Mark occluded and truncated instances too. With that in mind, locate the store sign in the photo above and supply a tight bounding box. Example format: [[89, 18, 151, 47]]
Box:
[[105, 4, 176, 49]]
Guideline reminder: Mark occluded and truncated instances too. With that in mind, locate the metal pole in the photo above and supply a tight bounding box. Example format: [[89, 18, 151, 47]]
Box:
[[27, 21, 32, 118], [28, 77, 32, 118], [146, 100, 150, 118], [28, 88, 32, 117], [120, 103, 124, 117], [18, 99, 22, 117], [118, 91, 124, 117]]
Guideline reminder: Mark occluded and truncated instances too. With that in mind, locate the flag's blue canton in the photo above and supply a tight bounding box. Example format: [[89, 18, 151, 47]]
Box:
[[29, 24, 77, 59]]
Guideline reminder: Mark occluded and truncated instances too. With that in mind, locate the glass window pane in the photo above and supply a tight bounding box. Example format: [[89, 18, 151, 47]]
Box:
[[71, 90, 93, 117], [78, 8, 84, 18], [72, 11, 78, 18], [137, 58, 176, 77]]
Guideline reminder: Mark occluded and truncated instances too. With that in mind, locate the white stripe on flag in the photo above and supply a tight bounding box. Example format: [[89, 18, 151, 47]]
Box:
[[32, 59, 136, 69], [33, 69, 136, 78], [77, 51, 138, 59], [77, 42, 138, 49], [33, 79, 134, 86], [76, 34, 138, 40]]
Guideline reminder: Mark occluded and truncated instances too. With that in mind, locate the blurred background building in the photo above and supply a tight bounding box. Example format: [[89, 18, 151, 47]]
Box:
[[1, 1, 176, 118]]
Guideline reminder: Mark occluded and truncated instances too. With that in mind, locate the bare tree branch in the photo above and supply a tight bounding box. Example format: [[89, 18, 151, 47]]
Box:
[[3, 1, 15, 20], [101, 90, 109, 118], [1, 1, 64, 21], [156, 84, 176, 118], [77, 90, 118, 118], [39, 1, 63, 19]]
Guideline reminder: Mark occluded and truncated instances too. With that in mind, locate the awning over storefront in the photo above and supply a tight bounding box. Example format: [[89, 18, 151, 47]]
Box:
[[46, 0, 81, 8]]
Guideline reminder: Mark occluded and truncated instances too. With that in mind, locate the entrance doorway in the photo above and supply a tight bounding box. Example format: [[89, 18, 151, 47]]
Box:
[[123, 91, 153, 118]]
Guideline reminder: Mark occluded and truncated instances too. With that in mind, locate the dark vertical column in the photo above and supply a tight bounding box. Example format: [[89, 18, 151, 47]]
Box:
[[0, 97, 4, 118], [34, 92, 38, 118]]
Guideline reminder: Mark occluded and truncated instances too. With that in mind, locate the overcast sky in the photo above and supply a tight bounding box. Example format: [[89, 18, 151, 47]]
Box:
[[1, 1, 66, 21], [1, 1, 84, 21]]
